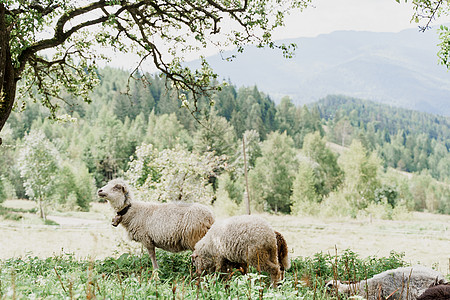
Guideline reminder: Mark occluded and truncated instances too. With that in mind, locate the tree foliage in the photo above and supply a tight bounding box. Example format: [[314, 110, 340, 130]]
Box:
[[17, 130, 59, 219], [291, 160, 319, 215], [317, 95, 450, 182], [52, 162, 95, 211], [338, 140, 382, 209], [276, 98, 323, 147], [248, 131, 297, 213], [145, 112, 192, 150], [302, 132, 343, 198], [399, 0, 450, 67], [0, 0, 312, 143], [193, 109, 237, 158], [126, 143, 225, 204], [2, 67, 449, 216]]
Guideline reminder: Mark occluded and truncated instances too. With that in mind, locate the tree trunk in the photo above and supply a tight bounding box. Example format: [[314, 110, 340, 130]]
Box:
[[0, 4, 17, 146], [38, 196, 46, 220], [243, 137, 251, 215]]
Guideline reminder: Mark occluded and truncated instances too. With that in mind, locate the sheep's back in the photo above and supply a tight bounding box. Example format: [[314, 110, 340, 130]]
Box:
[[126, 202, 214, 252], [364, 266, 446, 300], [175, 203, 215, 250], [203, 215, 277, 262]]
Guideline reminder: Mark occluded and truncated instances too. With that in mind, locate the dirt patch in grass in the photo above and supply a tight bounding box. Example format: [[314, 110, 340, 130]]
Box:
[[1, 200, 449, 275]]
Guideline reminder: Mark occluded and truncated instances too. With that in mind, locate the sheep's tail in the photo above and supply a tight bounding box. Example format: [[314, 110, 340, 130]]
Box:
[[275, 231, 290, 271]]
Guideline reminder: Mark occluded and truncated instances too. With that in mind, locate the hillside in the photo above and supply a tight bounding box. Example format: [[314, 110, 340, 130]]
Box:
[[314, 95, 450, 143], [2, 67, 449, 217], [190, 28, 450, 116]]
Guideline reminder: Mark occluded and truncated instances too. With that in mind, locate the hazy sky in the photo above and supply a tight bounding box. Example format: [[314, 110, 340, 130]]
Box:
[[272, 0, 423, 39], [107, 0, 450, 69]]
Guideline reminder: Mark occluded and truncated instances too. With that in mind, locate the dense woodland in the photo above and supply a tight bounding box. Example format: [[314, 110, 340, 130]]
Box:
[[0, 67, 449, 217]]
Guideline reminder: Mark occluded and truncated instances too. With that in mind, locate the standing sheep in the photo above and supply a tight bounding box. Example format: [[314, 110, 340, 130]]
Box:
[[326, 265, 447, 300], [191, 215, 284, 287], [98, 178, 215, 270]]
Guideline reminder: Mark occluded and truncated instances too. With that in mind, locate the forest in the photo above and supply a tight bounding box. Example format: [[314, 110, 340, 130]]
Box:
[[0, 67, 449, 218]]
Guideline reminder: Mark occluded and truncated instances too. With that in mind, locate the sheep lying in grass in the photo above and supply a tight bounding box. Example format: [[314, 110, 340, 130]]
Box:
[[326, 265, 447, 300], [417, 284, 450, 300], [191, 215, 286, 287], [98, 178, 215, 270]]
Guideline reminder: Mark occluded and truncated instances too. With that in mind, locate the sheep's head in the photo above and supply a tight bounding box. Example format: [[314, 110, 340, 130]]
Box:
[[325, 280, 339, 290], [98, 179, 131, 212], [191, 251, 215, 275], [325, 280, 350, 297]]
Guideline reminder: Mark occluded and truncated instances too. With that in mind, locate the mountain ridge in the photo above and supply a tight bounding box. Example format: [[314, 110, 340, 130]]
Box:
[[190, 27, 450, 116]]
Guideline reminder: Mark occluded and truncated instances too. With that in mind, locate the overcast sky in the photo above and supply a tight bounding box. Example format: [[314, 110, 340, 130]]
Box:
[[272, 0, 421, 39], [107, 0, 450, 69]]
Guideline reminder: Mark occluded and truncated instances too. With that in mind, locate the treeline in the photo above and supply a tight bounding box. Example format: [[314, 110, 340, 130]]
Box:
[[316, 95, 450, 181], [0, 67, 448, 217]]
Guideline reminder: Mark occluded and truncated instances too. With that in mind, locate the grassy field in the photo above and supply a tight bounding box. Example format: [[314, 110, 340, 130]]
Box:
[[1, 200, 449, 272], [0, 200, 449, 299], [0, 248, 409, 299]]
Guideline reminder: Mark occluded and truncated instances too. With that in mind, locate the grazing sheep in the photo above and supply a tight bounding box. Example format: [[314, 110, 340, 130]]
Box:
[[220, 230, 290, 279], [416, 284, 450, 300], [191, 215, 282, 287], [326, 265, 447, 300], [98, 178, 215, 270]]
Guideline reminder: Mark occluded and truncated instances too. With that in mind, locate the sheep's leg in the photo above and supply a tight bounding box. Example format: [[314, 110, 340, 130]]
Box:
[[145, 244, 159, 270], [241, 264, 248, 274], [220, 260, 231, 273], [214, 257, 224, 273], [233, 262, 248, 274]]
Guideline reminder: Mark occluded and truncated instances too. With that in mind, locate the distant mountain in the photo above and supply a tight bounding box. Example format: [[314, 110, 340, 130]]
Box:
[[189, 27, 450, 116]]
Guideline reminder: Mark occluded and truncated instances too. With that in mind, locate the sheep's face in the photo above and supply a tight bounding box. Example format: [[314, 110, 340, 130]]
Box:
[[191, 252, 214, 274], [325, 280, 350, 296], [98, 180, 128, 211], [325, 280, 338, 290]]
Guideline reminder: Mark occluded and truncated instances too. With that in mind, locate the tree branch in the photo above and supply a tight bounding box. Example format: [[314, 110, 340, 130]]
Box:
[[16, 1, 128, 76], [205, 0, 248, 13]]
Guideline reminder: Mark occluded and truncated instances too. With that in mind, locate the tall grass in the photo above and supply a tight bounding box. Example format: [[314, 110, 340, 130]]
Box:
[[0, 249, 408, 299]]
